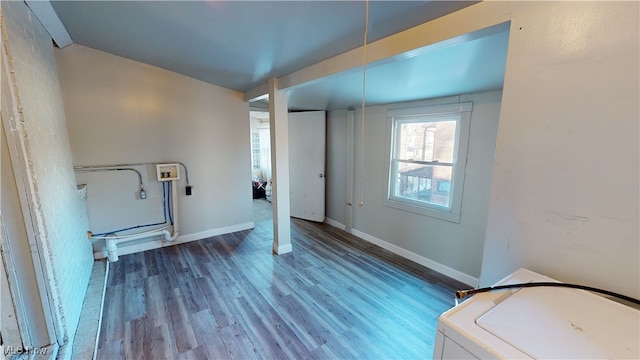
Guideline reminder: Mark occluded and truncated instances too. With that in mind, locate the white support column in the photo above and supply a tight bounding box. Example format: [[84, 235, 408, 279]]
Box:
[[268, 78, 292, 255]]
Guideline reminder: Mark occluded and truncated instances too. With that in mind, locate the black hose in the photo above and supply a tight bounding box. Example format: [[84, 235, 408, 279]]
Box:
[[456, 282, 640, 305]]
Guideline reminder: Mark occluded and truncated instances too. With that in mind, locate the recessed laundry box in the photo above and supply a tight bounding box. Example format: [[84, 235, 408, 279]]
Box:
[[433, 268, 640, 359]]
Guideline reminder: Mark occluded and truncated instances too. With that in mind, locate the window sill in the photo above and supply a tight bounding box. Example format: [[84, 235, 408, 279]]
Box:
[[383, 197, 461, 223]]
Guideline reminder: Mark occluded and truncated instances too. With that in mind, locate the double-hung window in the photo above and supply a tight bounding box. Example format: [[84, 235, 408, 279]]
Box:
[[384, 102, 472, 223]]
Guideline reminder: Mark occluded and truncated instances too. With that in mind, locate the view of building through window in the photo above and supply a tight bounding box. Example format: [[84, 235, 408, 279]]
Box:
[[392, 118, 457, 208]]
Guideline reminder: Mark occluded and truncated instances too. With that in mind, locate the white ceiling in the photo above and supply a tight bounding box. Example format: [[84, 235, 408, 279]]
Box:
[[50, 1, 508, 111]]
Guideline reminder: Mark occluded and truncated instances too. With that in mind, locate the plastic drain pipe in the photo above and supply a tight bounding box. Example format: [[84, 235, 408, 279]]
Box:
[[95, 179, 179, 261]]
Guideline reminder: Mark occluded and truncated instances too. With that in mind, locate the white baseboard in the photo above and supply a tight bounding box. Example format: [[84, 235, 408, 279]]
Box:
[[94, 222, 255, 260], [176, 222, 254, 242], [323, 218, 478, 286], [273, 243, 293, 255], [324, 217, 346, 230], [350, 228, 478, 286]]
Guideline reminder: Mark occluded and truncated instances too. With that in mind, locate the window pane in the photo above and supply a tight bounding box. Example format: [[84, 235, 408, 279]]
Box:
[[396, 120, 457, 162], [251, 133, 261, 169], [394, 162, 452, 208]]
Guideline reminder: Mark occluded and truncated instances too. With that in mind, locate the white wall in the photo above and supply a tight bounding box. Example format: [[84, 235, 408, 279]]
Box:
[[479, 1, 639, 298], [54, 44, 253, 254], [2, 0, 94, 347], [327, 91, 502, 284]]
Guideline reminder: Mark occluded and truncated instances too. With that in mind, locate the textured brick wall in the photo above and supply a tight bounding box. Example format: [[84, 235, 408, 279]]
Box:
[[2, 0, 94, 347]]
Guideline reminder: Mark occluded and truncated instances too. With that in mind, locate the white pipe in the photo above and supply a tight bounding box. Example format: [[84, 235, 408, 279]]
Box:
[[105, 237, 118, 262], [100, 228, 177, 262], [95, 227, 169, 242], [91, 225, 170, 241]]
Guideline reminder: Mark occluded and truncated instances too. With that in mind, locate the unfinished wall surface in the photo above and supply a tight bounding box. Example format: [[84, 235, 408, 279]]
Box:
[[478, 1, 639, 298], [327, 91, 502, 284], [2, 0, 94, 347], [54, 44, 252, 255]]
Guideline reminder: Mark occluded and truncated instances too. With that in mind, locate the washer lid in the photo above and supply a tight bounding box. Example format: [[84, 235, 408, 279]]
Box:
[[476, 286, 640, 359]]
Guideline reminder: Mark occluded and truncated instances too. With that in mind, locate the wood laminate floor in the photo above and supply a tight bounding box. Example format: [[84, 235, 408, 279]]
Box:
[[97, 203, 466, 359]]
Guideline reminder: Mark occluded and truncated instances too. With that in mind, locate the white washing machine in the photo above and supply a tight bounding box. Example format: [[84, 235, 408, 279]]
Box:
[[433, 268, 640, 359]]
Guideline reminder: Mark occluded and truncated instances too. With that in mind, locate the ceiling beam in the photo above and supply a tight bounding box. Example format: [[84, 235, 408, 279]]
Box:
[[243, 1, 514, 102], [25, 0, 73, 48], [244, 83, 269, 103]]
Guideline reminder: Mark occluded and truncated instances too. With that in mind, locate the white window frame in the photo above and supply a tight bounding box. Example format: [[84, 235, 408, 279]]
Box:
[[383, 102, 472, 223]]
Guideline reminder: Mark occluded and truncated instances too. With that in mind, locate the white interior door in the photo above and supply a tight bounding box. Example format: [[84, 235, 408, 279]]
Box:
[[289, 111, 326, 222]]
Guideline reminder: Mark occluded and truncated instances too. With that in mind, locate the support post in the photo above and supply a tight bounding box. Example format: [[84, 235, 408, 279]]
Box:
[[268, 78, 292, 254]]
